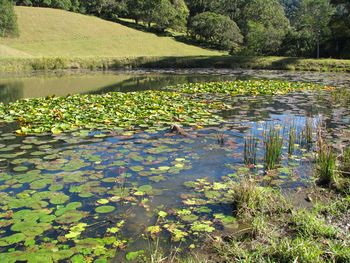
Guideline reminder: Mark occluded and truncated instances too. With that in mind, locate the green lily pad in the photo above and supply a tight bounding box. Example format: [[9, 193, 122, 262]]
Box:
[[126, 250, 144, 261], [95, 206, 115, 214]]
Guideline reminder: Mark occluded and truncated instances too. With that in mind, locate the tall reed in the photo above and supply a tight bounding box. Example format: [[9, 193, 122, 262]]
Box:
[[244, 134, 258, 166], [315, 125, 337, 186], [301, 118, 314, 148], [264, 125, 284, 170], [288, 122, 296, 155], [341, 146, 350, 173]]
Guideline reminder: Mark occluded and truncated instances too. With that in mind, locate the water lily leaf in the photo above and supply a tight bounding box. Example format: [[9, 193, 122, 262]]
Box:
[[0, 233, 26, 246], [95, 206, 115, 214], [126, 250, 144, 261], [55, 210, 88, 224], [97, 199, 109, 205], [137, 185, 153, 194], [49, 192, 70, 205], [146, 225, 161, 236], [190, 221, 215, 233]]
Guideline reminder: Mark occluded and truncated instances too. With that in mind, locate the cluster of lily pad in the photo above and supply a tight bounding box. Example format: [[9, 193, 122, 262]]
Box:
[[0, 80, 333, 135], [142, 178, 237, 245], [0, 128, 204, 262], [0, 90, 226, 135], [169, 80, 330, 96]]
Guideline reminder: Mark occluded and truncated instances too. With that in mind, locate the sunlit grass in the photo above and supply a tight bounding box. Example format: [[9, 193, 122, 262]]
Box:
[[0, 6, 220, 58]]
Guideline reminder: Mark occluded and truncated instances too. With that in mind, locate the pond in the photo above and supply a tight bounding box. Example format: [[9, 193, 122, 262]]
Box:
[[0, 70, 350, 262], [1, 69, 350, 103]]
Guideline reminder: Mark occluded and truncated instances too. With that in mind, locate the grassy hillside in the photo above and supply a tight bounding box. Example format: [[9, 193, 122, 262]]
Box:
[[0, 6, 221, 58]]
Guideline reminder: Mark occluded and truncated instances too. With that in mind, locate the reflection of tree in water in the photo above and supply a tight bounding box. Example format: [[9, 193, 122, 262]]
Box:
[[89, 74, 245, 94], [0, 82, 24, 104]]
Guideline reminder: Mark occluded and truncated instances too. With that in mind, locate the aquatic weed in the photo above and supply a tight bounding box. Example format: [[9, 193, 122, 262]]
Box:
[[244, 134, 258, 166], [315, 128, 337, 186], [288, 122, 297, 156], [263, 125, 284, 170]]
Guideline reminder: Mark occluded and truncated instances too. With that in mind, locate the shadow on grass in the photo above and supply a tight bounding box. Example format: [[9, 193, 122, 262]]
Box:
[[115, 19, 173, 37]]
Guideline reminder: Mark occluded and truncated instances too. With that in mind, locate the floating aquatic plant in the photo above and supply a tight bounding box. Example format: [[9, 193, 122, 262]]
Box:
[[0, 80, 331, 135], [170, 80, 328, 96], [0, 91, 226, 135]]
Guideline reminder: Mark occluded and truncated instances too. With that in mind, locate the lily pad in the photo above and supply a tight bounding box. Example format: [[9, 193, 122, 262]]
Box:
[[95, 206, 115, 214]]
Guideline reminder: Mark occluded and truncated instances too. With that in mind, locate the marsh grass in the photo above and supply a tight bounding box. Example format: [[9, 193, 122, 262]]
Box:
[[315, 144, 337, 186], [341, 146, 350, 173], [291, 210, 338, 238], [230, 178, 287, 219], [315, 126, 338, 186], [271, 237, 323, 263], [244, 134, 258, 166], [288, 123, 296, 155], [263, 125, 284, 170], [301, 118, 315, 150]]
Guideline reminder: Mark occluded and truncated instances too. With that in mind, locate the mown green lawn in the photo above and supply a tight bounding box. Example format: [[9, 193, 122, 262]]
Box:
[[0, 6, 222, 58]]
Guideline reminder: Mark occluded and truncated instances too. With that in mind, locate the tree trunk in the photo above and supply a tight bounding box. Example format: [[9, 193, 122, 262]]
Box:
[[317, 40, 320, 59]]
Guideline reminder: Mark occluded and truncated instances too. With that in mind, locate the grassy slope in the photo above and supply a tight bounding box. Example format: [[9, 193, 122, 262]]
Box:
[[0, 6, 221, 58], [0, 7, 349, 73]]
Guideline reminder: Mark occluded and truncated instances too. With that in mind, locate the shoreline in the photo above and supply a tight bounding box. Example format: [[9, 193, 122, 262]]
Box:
[[1, 55, 350, 73]]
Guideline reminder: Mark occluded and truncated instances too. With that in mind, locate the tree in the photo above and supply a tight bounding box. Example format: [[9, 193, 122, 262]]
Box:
[[0, 0, 18, 37], [189, 12, 243, 51], [51, 0, 72, 10], [279, 0, 300, 19], [185, 0, 219, 16], [126, 0, 146, 24], [149, 0, 177, 31], [172, 0, 189, 32], [295, 0, 334, 58], [329, 0, 350, 58], [243, 0, 289, 54]]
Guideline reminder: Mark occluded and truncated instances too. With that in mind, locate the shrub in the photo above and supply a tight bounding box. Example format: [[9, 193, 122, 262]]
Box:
[[0, 0, 19, 37], [189, 12, 243, 51]]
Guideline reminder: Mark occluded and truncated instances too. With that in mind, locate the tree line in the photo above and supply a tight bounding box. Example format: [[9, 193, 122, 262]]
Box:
[[1, 0, 350, 58]]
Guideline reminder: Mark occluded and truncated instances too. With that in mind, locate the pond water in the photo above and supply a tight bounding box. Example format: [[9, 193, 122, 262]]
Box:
[[1, 69, 350, 103], [0, 70, 350, 262]]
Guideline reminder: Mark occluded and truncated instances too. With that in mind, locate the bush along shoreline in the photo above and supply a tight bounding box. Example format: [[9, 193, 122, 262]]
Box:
[[1, 56, 350, 73]]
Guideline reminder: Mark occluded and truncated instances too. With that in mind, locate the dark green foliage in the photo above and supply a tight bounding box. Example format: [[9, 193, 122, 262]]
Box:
[[149, 0, 188, 32], [189, 12, 243, 51], [0, 0, 18, 37], [244, 0, 289, 55], [293, 0, 335, 58], [51, 0, 72, 10]]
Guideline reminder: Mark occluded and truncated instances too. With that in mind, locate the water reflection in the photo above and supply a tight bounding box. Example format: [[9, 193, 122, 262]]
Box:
[[1, 69, 349, 103], [0, 82, 24, 103]]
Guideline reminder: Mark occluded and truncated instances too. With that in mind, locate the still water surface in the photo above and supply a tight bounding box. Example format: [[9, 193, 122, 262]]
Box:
[[1, 69, 350, 103], [0, 69, 349, 262]]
